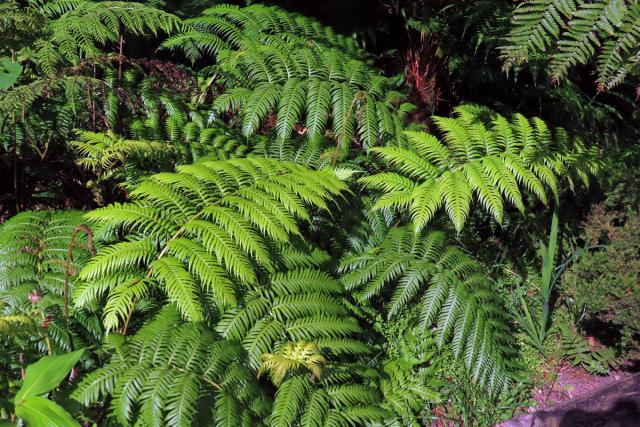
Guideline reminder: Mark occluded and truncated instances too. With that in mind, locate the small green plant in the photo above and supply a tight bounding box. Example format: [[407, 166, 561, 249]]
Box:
[[559, 325, 616, 375], [515, 208, 559, 355], [10, 349, 84, 427]]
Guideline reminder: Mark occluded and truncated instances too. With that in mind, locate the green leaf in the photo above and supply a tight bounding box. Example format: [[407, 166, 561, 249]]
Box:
[[15, 397, 80, 427], [15, 349, 85, 403], [0, 58, 22, 91]]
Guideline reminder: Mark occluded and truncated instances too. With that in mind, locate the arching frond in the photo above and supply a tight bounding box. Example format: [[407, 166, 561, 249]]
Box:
[[72, 305, 272, 426], [339, 225, 517, 394], [161, 4, 412, 148], [360, 105, 601, 232], [76, 158, 348, 330], [34, 1, 181, 75], [501, 0, 640, 89]]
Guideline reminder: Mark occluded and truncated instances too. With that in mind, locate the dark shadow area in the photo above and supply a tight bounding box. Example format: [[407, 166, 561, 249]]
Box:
[[581, 316, 624, 349], [559, 399, 640, 427]]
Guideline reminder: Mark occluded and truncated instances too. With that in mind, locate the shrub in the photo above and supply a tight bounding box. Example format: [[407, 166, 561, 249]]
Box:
[[563, 205, 640, 356]]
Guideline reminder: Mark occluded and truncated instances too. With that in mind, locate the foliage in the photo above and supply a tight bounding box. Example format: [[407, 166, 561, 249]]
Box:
[[361, 104, 600, 232], [515, 209, 560, 355], [501, 0, 640, 90], [75, 158, 347, 330], [0, 58, 22, 91], [0, 210, 101, 355], [1, 0, 637, 425], [73, 305, 271, 426], [375, 318, 444, 425], [71, 131, 174, 204], [563, 205, 640, 355], [445, 373, 534, 426], [163, 4, 415, 150], [31, 1, 181, 76], [340, 225, 518, 394], [9, 349, 84, 427], [558, 325, 616, 374]]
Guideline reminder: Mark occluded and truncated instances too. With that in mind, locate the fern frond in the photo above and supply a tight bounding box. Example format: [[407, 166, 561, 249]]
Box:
[[77, 158, 347, 330], [361, 105, 601, 232], [501, 0, 639, 89], [340, 225, 517, 394]]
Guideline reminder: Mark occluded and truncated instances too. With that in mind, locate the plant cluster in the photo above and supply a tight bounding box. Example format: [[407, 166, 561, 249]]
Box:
[[0, 0, 638, 426], [563, 205, 640, 357]]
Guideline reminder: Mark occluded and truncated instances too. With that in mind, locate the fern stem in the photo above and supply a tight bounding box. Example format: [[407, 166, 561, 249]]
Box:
[[64, 224, 95, 320], [331, 94, 358, 166], [122, 210, 205, 334]]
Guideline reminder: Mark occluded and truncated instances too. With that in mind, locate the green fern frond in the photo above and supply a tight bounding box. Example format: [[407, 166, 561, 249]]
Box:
[[33, 1, 181, 75], [162, 4, 411, 148], [216, 267, 366, 368], [501, 0, 639, 89], [76, 158, 347, 330], [72, 305, 272, 426], [361, 105, 601, 232], [339, 225, 517, 394]]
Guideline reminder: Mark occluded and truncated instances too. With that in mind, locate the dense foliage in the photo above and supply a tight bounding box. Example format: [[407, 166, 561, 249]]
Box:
[[1, 0, 638, 425], [563, 205, 640, 356]]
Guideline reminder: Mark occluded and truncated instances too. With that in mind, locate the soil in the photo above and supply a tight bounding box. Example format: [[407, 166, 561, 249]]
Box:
[[501, 368, 640, 427], [530, 362, 634, 409]]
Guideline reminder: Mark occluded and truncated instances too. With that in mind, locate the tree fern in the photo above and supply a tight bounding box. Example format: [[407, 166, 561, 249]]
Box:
[[33, 1, 181, 75], [360, 105, 601, 232], [75, 158, 348, 330], [339, 225, 518, 393], [162, 4, 414, 148], [378, 358, 443, 425], [501, 0, 640, 89]]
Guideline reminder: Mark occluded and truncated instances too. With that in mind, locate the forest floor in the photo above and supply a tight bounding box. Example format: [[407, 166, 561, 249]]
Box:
[[501, 366, 640, 426], [531, 362, 634, 409]]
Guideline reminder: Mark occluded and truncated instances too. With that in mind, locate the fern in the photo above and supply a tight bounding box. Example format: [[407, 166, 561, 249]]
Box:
[[216, 266, 368, 370], [360, 105, 601, 232], [560, 325, 616, 374], [0, 211, 91, 310], [379, 358, 443, 425], [0, 210, 100, 354], [269, 368, 391, 427], [72, 305, 272, 426], [71, 130, 174, 204], [501, 0, 640, 89], [162, 4, 413, 149], [75, 158, 348, 330], [258, 341, 326, 386], [339, 225, 518, 394], [33, 1, 181, 75]]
